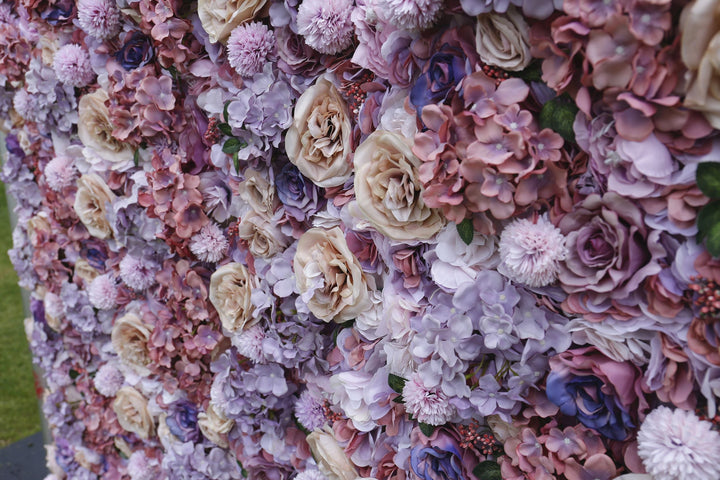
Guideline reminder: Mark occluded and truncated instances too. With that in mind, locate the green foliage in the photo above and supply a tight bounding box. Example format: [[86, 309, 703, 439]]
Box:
[[697, 162, 720, 198], [388, 373, 407, 394], [473, 460, 502, 480], [539, 94, 578, 144], [696, 163, 720, 257], [419, 422, 436, 437], [456, 218, 474, 245]]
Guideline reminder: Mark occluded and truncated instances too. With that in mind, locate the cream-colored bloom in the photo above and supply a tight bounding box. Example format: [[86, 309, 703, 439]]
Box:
[[681, 0, 720, 128], [73, 258, 99, 285], [285, 78, 353, 188], [294, 227, 372, 322], [198, 404, 234, 448], [113, 386, 155, 439], [306, 427, 358, 480], [74, 173, 116, 239], [237, 168, 278, 217], [209, 262, 259, 333], [475, 7, 531, 72], [27, 212, 51, 246], [237, 212, 289, 259], [353, 130, 444, 241], [111, 312, 152, 375], [78, 89, 133, 163], [198, 0, 268, 43]]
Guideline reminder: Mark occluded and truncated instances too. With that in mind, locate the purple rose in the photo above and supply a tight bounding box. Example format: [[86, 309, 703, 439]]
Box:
[[410, 44, 468, 113], [556, 193, 665, 312], [166, 401, 200, 443], [116, 32, 154, 70], [41, 0, 75, 25], [274, 161, 324, 221], [410, 428, 476, 480]]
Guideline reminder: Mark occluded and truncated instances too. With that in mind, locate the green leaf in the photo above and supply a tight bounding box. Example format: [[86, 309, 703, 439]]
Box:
[[697, 200, 720, 242], [473, 460, 502, 480], [223, 100, 231, 123], [457, 218, 474, 245], [133, 149, 140, 167], [223, 137, 244, 154], [392, 395, 404, 404], [218, 122, 233, 137], [707, 222, 720, 258], [69, 369, 80, 380], [233, 152, 240, 175], [512, 60, 542, 83], [539, 94, 578, 144], [419, 423, 436, 437], [697, 162, 720, 199], [388, 373, 407, 394]]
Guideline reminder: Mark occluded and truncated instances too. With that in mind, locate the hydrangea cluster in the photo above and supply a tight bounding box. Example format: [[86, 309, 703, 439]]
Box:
[[4, 1, 720, 479]]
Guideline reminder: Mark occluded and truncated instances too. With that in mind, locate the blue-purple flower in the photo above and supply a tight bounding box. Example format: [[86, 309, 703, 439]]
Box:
[[166, 401, 201, 443], [116, 32, 154, 70]]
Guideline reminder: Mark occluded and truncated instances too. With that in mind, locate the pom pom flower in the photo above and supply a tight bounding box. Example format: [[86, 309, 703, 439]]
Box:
[[189, 223, 228, 263], [53, 44, 95, 87], [375, 0, 443, 31], [227, 22, 275, 77], [296, 0, 354, 54], [77, 0, 121, 39]]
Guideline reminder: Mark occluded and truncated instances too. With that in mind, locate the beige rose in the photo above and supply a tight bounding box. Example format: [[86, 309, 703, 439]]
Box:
[[113, 386, 155, 439], [285, 78, 353, 188], [237, 168, 278, 217], [73, 258, 100, 285], [198, 0, 268, 44], [74, 173, 116, 239], [294, 227, 372, 323], [306, 427, 358, 480], [198, 404, 234, 448], [27, 212, 51, 246], [681, 0, 720, 128], [111, 313, 152, 375], [353, 130, 444, 241], [475, 7, 531, 72], [78, 89, 134, 163], [209, 262, 259, 333], [237, 212, 289, 259]]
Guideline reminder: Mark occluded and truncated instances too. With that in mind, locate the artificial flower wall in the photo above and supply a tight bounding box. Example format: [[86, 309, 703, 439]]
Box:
[[4, 0, 720, 479]]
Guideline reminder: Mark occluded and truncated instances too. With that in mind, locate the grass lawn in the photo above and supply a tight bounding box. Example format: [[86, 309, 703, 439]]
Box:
[[0, 183, 41, 447]]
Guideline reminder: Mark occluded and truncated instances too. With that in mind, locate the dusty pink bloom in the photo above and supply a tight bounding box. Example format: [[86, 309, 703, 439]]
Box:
[[88, 273, 118, 310], [77, 0, 121, 39], [227, 22, 275, 77], [402, 372, 455, 425], [637, 406, 720, 480], [53, 44, 95, 87], [233, 325, 265, 360], [189, 223, 228, 263], [499, 216, 567, 288], [297, 0, 354, 54], [375, 0, 443, 31], [93, 363, 124, 397], [119, 255, 157, 291], [44, 155, 78, 192]]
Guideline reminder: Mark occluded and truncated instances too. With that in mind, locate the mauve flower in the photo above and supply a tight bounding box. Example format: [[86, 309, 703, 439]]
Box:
[[410, 428, 474, 480], [274, 161, 324, 221], [410, 43, 468, 113], [296, 0, 354, 54], [44, 155, 78, 192], [53, 44, 95, 87], [294, 389, 327, 432], [227, 22, 275, 77], [547, 347, 647, 441], [116, 32, 155, 70], [556, 193, 666, 312], [93, 363, 124, 397], [77, 0, 120, 39], [637, 406, 720, 480], [189, 223, 228, 263], [119, 254, 159, 291], [499, 216, 568, 288], [87, 273, 118, 310]]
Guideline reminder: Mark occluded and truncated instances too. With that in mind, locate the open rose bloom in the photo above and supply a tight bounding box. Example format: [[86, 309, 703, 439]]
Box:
[[6, 1, 720, 479]]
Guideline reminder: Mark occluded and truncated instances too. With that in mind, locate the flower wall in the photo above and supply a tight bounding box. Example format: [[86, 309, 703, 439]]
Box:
[[4, 0, 720, 479]]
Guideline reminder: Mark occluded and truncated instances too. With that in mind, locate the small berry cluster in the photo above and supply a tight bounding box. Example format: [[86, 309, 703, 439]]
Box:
[[480, 63, 509, 86], [322, 400, 344, 425], [204, 117, 222, 144], [341, 70, 375, 116], [689, 276, 720, 321], [457, 420, 503, 456]]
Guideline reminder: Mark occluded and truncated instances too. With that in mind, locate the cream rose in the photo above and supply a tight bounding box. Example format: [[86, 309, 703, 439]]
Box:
[[198, 404, 235, 448], [285, 78, 353, 188], [353, 130, 444, 241], [681, 0, 720, 128], [209, 262, 259, 333], [113, 386, 155, 439], [237, 212, 289, 259], [78, 89, 134, 163], [198, 0, 268, 44], [475, 7, 531, 71], [294, 227, 372, 323], [111, 312, 152, 375], [306, 427, 359, 480], [73, 258, 99, 285], [74, 173, 116, 239], [237, 168, 278, 217]]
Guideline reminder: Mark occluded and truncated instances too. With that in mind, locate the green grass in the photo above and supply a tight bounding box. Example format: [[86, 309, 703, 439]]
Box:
[[0, 183, 41, 447]]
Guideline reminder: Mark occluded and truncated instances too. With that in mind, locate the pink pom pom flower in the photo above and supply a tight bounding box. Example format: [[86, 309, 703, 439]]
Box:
[[53, 44, 95, 87], [402, 372, 455, 426], [44, 155, 78, 192], [226, 22, 275, 78], [189, 223, 228, 263], [297, 0, 354, 55], [87, 273, 118, 310], [375, 0, 443, 31], [77, 0, 121, 40]]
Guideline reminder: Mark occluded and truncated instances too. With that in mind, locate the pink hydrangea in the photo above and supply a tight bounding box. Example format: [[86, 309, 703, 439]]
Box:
[[297, 0, 355, 54], [227, 22, 275, 78], [53, 44, 95, 87]]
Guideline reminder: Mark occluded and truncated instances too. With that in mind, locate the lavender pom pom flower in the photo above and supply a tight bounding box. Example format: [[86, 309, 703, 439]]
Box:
[[227, 22, 275, 78], [297, 0, 354, 55], [44, 155, 78, 192], [189, 223, 228, 263], [375, 0, 443, 31], [53, 44, 95, 87], [87, 274, 118, 310], [93, 363, 124, 397]]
